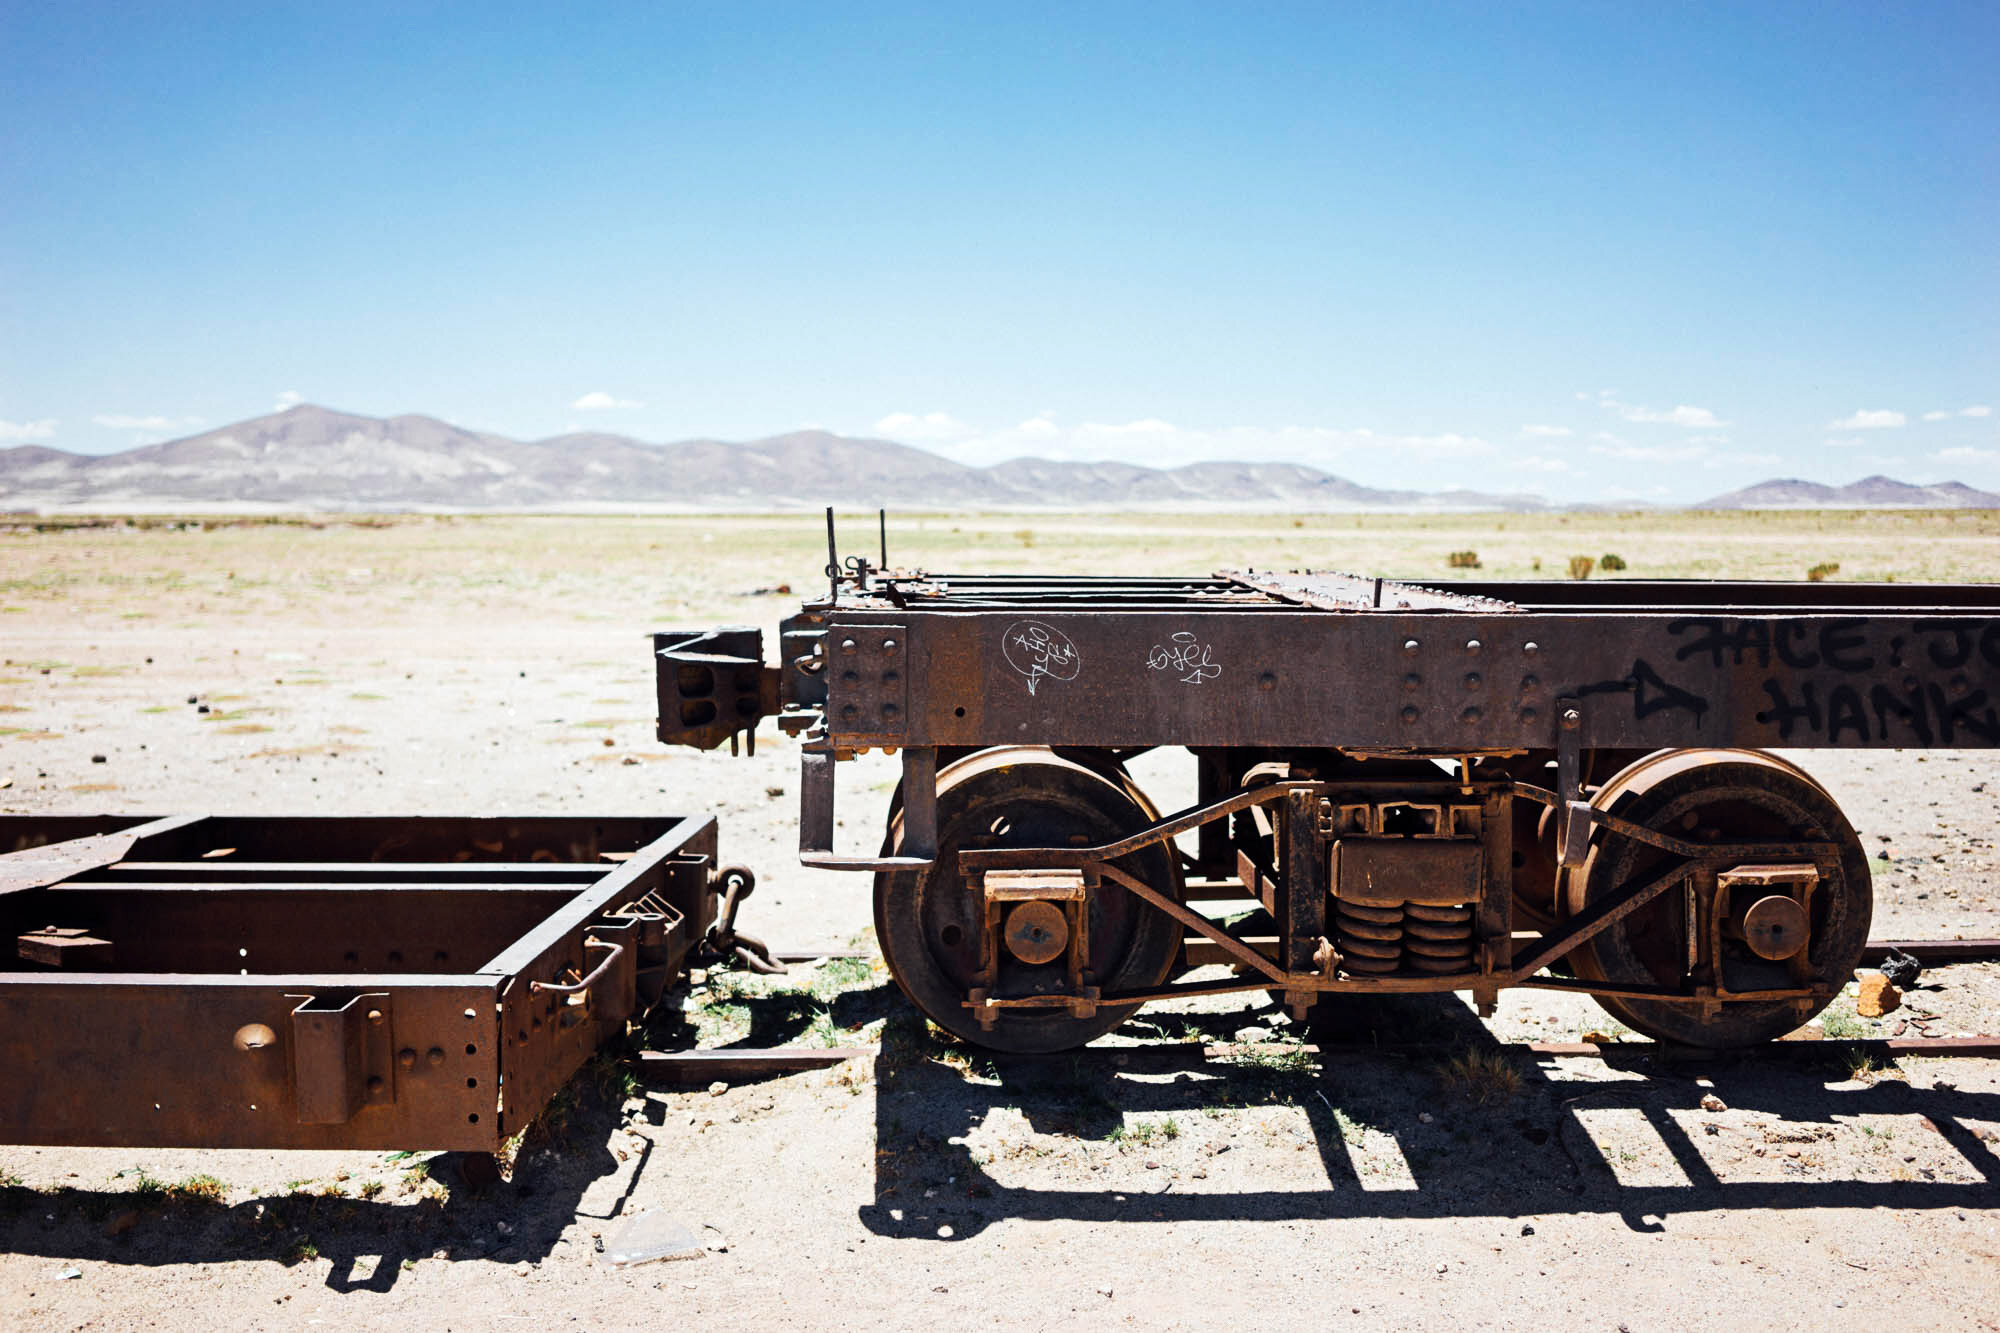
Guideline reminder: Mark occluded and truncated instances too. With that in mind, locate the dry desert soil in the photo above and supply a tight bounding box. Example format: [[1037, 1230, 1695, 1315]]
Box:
[[2, 510, 1998, 1331]]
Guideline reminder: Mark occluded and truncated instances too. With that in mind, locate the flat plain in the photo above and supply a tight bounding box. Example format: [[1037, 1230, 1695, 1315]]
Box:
[[2, 509, 1998, 1331]]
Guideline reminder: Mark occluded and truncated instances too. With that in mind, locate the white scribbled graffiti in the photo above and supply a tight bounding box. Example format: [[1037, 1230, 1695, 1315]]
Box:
[[1148, 631, 1221, 685], [1001, 620, 1081, 696]]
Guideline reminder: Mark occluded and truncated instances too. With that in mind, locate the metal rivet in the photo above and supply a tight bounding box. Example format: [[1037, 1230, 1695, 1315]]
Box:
[[840, 704, 858, 721], [366, 1076, 384, 1093], [881, 638, 898, 654], [881, 703, 900, 720], [1523, 641, 1539, 656], [1403, 639, 1421, 655], [1258, 671, 1276, 692], [1400, 706, 1420, 723], [1464, 673, 1482, 690], [398, 1048, 417, 1070], [1461, 706, 1483, 724], [1402, 673, 1421, 692], [1521, 674, 1540, 692], [840, 638, 858, 654], [1561, 708, 1581, 730], [1519, 706, 1539, 724], [1465, 639, 1482, 655], [427, 1047, 445, 1067], [841, 669, 858, 682], [366, 1009, 384, 1026]]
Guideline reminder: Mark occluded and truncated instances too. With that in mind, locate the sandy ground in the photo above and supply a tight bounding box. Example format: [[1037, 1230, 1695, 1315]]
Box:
[[2, 513, 1998, 1331]]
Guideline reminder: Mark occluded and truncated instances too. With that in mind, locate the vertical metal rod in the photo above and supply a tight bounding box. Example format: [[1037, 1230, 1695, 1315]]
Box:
[[824, 507, 839, 601], [879, 508, 888, 571]]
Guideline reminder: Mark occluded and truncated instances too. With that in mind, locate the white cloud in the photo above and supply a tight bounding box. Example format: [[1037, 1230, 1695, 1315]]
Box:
[[1926, 404, 1991, 421], [92, 413, 204, 431], [1507, 453, 1570, 472], [873, 411, 972, 443], [1592, 391, 1727, 428], [1922, 410, 1950, 422], [1519, 424, 1572, 438], [0, 418, 59, 442], [1828, 408, 1905, 429], [1015, 415, 1060, 438], [1588, 436, 1715, 463], [273, 390, 304, 411], [571, 391, 643, 411], [1933, 446, 1996, 464]]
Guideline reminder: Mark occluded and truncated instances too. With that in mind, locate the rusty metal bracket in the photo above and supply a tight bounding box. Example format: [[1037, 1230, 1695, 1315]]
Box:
[[798, 744, 937, 871], [287, 992, 394, 1126]]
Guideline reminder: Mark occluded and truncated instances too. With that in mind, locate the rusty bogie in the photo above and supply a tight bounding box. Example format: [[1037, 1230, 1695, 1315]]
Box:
[[649, 560, 1990, 1053]]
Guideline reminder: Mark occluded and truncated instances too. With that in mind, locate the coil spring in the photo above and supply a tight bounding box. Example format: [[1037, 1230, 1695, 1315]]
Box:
[[1333, 900, 1475, 975]]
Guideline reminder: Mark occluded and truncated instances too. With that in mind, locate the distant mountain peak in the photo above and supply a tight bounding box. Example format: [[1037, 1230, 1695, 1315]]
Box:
[[1698, 475, 2000, 509], [7, 403, 1995, 512]]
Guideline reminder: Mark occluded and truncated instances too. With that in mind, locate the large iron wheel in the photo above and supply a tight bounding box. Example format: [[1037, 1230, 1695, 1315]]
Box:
[[874, 748, 1183, 1053], [1565, 749, 1871, 1047]]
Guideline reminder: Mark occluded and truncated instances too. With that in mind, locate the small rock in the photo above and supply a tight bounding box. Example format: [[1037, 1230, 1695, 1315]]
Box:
[[1579, 1030, 1615, 1044], [102, 1210, 139, 1237], [55, 1265, 82, 1280], [1233, 1027, 1268, 1045], [622, 756, 640, 765], [495, 1221, 514, 1236], [1880, 949, 1922, 989], [707, 1081, 728, 1097], [90, 754, 107, 764], [1418, 1112, 1433, 1124], [1856, 972, 1901, 1018], [1520, 1223, 1534, 1235], [1700, 1093, 1727, 1112], [1435, 1262, 1448, 1274], [1144, 1160, 1160, 1170], [601, 737, 615, 748]]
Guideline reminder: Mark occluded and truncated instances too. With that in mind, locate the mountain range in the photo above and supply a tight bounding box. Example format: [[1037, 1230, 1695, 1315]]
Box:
[[3, 405, 1995, 512]]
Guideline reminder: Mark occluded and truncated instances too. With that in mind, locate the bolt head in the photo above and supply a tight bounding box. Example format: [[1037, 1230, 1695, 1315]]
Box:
[[1464, 672, 1482, 690], [1465, 639, 1482, 655], [840, 638, 858, 654], [1403, 639, 1421, 655], [1400, 705, 1420, 723]]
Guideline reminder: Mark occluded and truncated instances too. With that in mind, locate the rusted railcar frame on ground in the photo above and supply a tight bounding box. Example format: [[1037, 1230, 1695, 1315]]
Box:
[[0, 813, 719, 1151]]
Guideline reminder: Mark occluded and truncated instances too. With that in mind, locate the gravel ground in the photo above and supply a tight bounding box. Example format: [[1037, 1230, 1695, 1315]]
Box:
[[2, 516, 1997, 1331]]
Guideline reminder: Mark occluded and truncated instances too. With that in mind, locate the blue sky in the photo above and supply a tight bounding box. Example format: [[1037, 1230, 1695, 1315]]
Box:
[[2, 3, 1993, 501]]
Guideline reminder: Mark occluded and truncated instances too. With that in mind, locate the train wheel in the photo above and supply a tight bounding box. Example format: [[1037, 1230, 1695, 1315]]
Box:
[[875, 748, 1183, 1053], [1565, 749, 1871, 1048]]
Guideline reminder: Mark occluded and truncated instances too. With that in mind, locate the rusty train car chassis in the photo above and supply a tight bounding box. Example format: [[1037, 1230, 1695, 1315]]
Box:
[[1, 814, 732, 1151], [658, 522, 2000, 1053]]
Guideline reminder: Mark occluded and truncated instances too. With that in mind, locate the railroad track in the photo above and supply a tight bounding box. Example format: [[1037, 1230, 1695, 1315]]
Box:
[[639, 936, 2000, 1078]]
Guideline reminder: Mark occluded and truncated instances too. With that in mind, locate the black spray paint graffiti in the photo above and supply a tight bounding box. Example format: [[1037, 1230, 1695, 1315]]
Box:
[[1667, 617, 2000, 745], [1577, 659, 1710, 725]]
